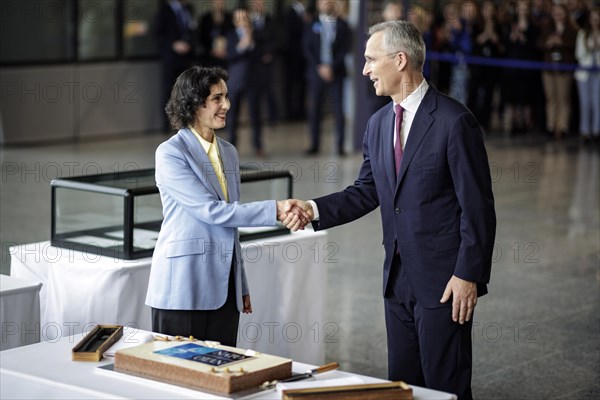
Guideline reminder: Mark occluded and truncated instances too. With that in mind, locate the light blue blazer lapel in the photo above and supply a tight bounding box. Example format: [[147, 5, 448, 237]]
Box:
[[395, 88, 435, 194], [217, 137, 240, 202], [180, 128, 224, 201]]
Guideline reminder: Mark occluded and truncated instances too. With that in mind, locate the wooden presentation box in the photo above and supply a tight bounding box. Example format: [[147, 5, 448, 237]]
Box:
[[72, 325, 123, 362]]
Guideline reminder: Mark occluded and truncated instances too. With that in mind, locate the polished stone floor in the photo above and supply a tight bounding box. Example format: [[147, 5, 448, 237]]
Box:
[[1, 120, 598, 399]]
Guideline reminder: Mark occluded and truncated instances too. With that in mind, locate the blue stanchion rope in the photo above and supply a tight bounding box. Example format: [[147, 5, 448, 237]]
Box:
[[427, 51, 600, 72]]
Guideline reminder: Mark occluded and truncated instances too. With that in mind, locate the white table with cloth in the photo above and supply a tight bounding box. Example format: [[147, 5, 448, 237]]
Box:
[[0, 328, 457, 399], [9, 229, 329, 365], [0, 275, 42, 351]]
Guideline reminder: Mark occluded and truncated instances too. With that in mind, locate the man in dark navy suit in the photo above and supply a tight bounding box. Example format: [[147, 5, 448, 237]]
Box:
[[284, 0, 308, 120], [197, 0, 233, 68], [156, 0, 195, 132], [303, 0, 350, 155], [224, 5, 264, 156], [249, 0, 278, 126], [285, 21, 496, 399]]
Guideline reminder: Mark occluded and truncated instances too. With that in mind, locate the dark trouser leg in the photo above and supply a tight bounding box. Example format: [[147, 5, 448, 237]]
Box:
[[385, 293, 426, 386], [284, 62, 294, 119], [285, 58, 306, 119], [308, 78, 325, 151], [262, 62, 278, 122], [246, 83, 263, 151], [331, 78, 345, 152], [227, 85, 244, 147], [385, 253, 426, 386], [385, 254, 473, 399], [415, 304, 473, 400]]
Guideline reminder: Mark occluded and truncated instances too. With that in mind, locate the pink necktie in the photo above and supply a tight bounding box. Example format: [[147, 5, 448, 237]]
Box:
[[394, 104, 403, 176]]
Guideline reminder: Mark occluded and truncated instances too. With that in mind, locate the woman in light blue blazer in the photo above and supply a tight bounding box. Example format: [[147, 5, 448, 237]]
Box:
[[145, 66, 301, 346]]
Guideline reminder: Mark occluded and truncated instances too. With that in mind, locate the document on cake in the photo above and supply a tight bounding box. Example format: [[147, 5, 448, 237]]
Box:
[[154, 343, 252, 367]]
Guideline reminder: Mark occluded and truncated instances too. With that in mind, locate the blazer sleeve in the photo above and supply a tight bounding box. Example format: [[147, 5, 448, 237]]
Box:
[[156, 142, 278, 227], [447, 112, 496, 284], [241, 265, 249, 297], [312, 131, 380, 230]]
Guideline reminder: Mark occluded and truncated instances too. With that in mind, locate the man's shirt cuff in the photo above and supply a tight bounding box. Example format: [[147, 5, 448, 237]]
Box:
[[307, 200, 320, 221]]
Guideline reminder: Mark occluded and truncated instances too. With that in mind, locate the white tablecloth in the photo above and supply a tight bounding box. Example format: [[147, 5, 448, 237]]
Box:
[[9, 230, 328, 364], [237, 230, 328, 364], [9, 241, 153, 340], [0, 275, 42, 351], [0, 328, 456, 399]]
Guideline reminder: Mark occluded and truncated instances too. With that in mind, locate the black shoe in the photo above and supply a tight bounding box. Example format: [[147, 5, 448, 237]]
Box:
[[337, 148, 346, 157], [305, 148, 319, 155]]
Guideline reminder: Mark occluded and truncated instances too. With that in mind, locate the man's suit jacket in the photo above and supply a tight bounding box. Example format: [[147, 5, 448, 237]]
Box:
[[302, 15, 350, 81], [252, 14, 275, 65], [312, 85, 496, 308], [155, 0, 194, 65], [198, 10, 233, 63], [146, 128, 277, 311], [225, 29, 258, 92], [285, 3, 306, 60]]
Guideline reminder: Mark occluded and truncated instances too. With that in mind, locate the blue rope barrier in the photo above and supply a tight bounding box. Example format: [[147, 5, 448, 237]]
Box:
[[427, 51, 600, 72]]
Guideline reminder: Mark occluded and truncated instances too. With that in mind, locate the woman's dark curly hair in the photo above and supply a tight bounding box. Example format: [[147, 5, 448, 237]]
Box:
[[165, 66, 229, 130]]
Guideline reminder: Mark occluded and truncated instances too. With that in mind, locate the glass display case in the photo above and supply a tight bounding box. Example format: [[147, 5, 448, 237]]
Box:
[[238, 169, 293, 241], [51, 169, 162, 260], [51, 168, 293, 259]]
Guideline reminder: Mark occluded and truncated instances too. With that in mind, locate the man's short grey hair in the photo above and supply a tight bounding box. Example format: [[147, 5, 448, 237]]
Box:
[[368, 21, 426, 72]]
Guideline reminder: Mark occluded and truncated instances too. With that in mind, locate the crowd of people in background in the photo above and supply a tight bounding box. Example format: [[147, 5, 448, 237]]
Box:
[[156, 0, 600, 155]]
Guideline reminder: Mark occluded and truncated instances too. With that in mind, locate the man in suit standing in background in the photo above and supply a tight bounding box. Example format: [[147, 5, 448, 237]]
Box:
[[156, 0, 195, 133], [284, 0, 308, 121], [287, 21, 496, 399], [303, 0, 350, 155], [225, 5, 265, 156], [197, 0, 233, 68], [249, 0, 278, 126]]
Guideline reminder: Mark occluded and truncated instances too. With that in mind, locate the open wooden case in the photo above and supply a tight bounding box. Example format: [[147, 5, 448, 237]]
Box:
[[72, 325, 123, 362]]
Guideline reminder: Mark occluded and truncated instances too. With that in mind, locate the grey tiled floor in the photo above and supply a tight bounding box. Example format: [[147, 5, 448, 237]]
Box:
[[1, 121, 598, 399]]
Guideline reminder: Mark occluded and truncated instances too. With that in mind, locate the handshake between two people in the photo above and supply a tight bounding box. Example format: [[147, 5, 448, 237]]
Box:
[[276, 200, 314, 232]]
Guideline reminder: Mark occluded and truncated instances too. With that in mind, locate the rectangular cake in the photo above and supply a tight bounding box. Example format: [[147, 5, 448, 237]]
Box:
[[115, 340, 292, 394]]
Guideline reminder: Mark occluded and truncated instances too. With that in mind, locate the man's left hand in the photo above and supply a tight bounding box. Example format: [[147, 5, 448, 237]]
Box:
[[440, 275, 477, 324]]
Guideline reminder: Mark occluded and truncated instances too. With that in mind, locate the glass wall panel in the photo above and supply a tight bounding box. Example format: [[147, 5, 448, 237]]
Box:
[[123, 0, 159, 58], [0, 0, 74, 64], [78, 0, 117, 60]]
